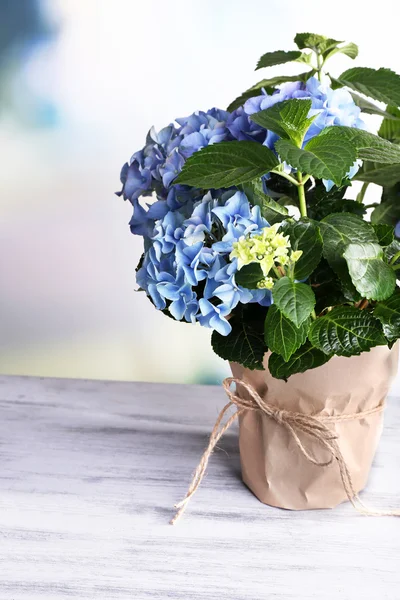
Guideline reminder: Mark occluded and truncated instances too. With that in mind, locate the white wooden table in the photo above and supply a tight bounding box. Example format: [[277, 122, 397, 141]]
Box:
[[1, 375, 400, 600]]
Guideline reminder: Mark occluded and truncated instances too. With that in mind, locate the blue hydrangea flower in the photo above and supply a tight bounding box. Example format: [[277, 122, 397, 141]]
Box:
[[197, 299, 232, 336], [226, 106, 266, 142], [116, 106, 269, 240], [135, 191, 271, 335], [212, 191, 268, 253]]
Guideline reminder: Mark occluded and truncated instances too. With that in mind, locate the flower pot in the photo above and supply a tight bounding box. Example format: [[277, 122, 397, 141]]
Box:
[[230, 344, 399, 510]]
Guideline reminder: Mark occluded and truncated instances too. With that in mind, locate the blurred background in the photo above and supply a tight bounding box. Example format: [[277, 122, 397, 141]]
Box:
[[1, 0, 400, 386]]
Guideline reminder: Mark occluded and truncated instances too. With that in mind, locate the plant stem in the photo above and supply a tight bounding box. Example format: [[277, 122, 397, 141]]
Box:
[[359, 298, 369, 310], [270, 169, 299, 186], [390, 250, 400, 265], [296, 171, 307, 217], [272, 265, 283, 279], [311, 309, 317, 320], [356, 182, 369, 204], [316, 54, 323, 81]]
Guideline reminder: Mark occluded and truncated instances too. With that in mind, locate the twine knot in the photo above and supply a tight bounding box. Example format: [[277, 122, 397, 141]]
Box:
[[170, 376, 399, 524]]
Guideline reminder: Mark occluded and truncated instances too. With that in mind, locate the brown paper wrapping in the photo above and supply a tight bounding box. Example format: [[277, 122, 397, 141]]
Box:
[[230, 344, 399, 510]]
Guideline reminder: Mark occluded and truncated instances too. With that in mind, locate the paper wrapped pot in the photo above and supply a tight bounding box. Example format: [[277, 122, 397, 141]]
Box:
[[230, 344, 399, 510]]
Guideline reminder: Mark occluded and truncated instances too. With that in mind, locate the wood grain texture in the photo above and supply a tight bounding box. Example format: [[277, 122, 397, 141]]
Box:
[[0, 374, 400, 600]]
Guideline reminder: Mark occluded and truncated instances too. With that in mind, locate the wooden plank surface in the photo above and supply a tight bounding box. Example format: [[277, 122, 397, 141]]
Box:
[[0, 374, 400, 600]]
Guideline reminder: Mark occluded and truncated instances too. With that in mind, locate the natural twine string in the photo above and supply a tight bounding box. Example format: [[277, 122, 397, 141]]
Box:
[[170, 377, 400, 524]]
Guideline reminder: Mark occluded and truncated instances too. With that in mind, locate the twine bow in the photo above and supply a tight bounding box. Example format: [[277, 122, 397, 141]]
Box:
[[170, 376, 400, 524]]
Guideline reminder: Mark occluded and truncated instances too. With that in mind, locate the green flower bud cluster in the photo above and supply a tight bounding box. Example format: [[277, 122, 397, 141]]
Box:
[[230, 224, 302, 286]]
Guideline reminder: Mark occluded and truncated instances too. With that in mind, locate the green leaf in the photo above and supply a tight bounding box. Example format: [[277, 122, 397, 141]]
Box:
[[308, 184, 366, 220], [275, 129, 357, 186], [349, 92, 400, 120], [336, 67, 400, 107], [343, 242, 396, 301], [374, 291, 400, 342], [250, 99, 315, 147], [308, 306, 386, 357], [272, 276, 316, 327], [294, 33, 341, 53], [324, 42, 358, 61], [318, 213, 378, 300], [268, 341, 332, 380], [354, 163, 400, 187], [256, 50, 301, 70], [322, 126, 400, 164], [211, 311, 267, 370], [280, 218, 323, 279], [310, 259, 347, 314], [296, 52, 314, 66], [373, 224, 394, 246], [371, 201, 400, 226], [226, 73, 313, 112], [175, 141, 279, 189], [385, 240, 400, 266], [235, 263, 265, 289], [371, 185, 400, 226], [264, 305, 310, 361], [240, 180, 288, 224], [378, 106, 400, 143]]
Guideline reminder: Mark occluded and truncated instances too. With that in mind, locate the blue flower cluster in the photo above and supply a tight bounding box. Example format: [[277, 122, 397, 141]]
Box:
[[136, 191, 272, 336], [117, 107, 265, 238], [244, 77, 366, 190], [119, 77, 367, 335]]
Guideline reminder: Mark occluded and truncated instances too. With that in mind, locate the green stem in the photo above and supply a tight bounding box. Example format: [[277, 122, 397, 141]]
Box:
[[356, 182, 369, 204], [297, 171, 307, 217], [392, 263, 400, 271], [390, 250, 400, 265], [311, 309, 317, 320], [270, 169, 299, 186], [272, 265, 283, 279], [316, 54, 323, 81]]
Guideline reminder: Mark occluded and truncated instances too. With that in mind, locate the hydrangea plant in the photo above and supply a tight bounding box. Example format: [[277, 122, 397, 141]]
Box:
[[117, 33, 400, 380]]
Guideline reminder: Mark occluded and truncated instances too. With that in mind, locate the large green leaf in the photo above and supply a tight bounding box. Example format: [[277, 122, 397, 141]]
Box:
[[336, 67, 400, 107], [370, 185, 400, 225], [324, 42, 358, 61], [268, 341, 332, 380], [322, 126, 400, 164], [379, 105, 400, 143], [374, 291, 400, 342], [318, 213, 378, 300], [354, 163, 400, 187], [240, 180, 288, 224], [294, 33, 341, 53], [175, 141, 279, 189], [226, 73, 313, 112], [272, 276, 316, 327], [264, 305, 310, 361], [373, 224, 394, 246], [280, 218, 323, 279], [308, 306, 387, 357], [211, 311, 267, 370], [276, 129, 357, 186], [350, 92, 400, 120], [343, 242, 396, 301], [256, 50, 301, 70], [235, 263, 265, 289], [250, 99, 315, 147]]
